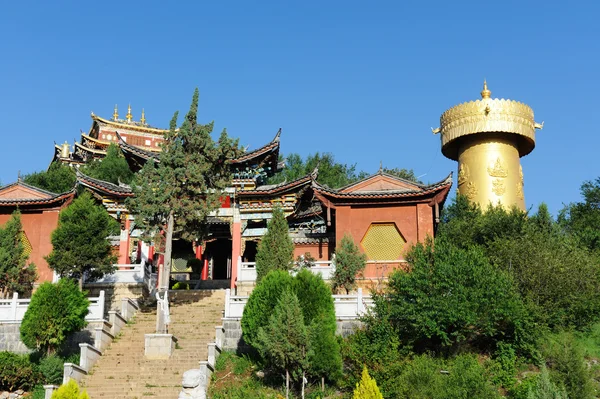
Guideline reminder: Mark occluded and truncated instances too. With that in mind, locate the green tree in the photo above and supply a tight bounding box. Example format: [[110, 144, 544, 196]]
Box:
[[46, 192, 118, 287], [242, 270, 294, 348], [332, 234, 366, 294], [382, 167, 422, 183], [127, 89, 241, 289], [255, 206, 294, 282], [353, 366, 384, 399], [80, 143, 133, 184], [0, 210, 36, 298], [559, 177, 600, 254], [23, 161, 76, 193], [384, 237, 536, 355], [256, 289, 309, 399], [20, 279, 89, 355], [526, 367, 567, 399], [293, 270, 342, 386]]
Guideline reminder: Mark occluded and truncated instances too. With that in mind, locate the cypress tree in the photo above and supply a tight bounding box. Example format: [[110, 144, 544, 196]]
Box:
[[353, 366, 384, 399], [332, 234, 366, 294], [255, 206, 294, 282], [0, 211, 36, 298], [128, 89, 241, 289]]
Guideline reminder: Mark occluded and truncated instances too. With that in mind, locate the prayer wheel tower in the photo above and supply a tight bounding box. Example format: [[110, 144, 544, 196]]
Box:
[[433, 81, 543, 210]]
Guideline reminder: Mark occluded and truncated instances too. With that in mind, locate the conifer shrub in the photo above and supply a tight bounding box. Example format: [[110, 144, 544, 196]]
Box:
[[255, 206, 294, 282], [353, 366, 383, 399], [51, 379, 89, 399], [331, 234, 366, 294], [20, 279, 89, 355], [39, 355, 65, 385], [241, 270, 293, 348], [525, 367, 567, 399]]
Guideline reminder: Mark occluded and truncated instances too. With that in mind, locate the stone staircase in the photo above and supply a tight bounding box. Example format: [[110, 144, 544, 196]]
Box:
[[81, 290, 225, 399]]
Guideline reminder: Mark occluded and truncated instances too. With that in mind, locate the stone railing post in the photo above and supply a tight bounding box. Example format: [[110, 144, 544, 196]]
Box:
[[98, 290, 105, 319], [44, 385, 59, 399], [224, 289, 231, 318], [10, 292, 18, 321], [357, 288, 363, 315]]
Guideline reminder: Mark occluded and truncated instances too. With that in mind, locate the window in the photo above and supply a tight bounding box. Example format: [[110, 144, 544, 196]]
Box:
[[360, 223, 405, 261]]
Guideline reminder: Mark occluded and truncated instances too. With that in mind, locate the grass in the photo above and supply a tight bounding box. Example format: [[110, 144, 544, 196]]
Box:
[[209, 351, 343, 399]]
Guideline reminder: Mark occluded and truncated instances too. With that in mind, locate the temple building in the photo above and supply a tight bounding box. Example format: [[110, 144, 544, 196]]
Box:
[[45, 107, 453, 293], [0, 181, 75, 283], [433, 81, 543, 210]]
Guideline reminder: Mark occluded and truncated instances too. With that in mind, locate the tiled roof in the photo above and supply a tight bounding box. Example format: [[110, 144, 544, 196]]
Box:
[[76, 170, 134, 197], [230, 129, 280, 164], [0, 181, 75, 206], [337, 171, 426, 192], [238, 168, 317, 196], [312, 173, 453, 200], [116, 133, 159, 161]]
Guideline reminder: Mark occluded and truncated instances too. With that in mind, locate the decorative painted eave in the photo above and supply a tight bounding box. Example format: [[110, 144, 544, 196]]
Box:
[[237, 167, 317, 196], [74, 142, 107, 155], [312, 173, 453, 201], [76, 170, 134, 198], [230, 128, 281, 165], [116, 132, 160, 161]]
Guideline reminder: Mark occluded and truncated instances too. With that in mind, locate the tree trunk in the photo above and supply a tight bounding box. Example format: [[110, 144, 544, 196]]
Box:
[[321, 376, 325, 392], [78, 275, 83, 291], [286, 369, 289, 399], [302, 371, 305, 399], [162, 211, 174, 290]]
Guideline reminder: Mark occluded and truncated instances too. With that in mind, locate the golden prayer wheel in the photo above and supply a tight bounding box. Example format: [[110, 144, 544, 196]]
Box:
[[433, 81, 543, 211]]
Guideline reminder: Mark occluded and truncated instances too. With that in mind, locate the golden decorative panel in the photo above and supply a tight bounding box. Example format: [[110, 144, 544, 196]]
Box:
[[361, 223, 405, 261], [487, 157, 508, 178], [20, 231, 32, 259], [492, 179, 506, 196]]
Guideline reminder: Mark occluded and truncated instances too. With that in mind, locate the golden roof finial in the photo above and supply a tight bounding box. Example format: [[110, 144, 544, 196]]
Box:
[[113, 104, 119, 121], [140, 108, 146, 125], [481, 79, 492, 99], [126, 104, 133, 123]]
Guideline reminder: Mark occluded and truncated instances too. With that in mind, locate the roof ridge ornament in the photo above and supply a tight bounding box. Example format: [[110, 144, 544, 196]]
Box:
[[481, 79, 492, 99], [126, 104, 133, 123], [113, 104, 119, 121], [141, 108, 146, 125]]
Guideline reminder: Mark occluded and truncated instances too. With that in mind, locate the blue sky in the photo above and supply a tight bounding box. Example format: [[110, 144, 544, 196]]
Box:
[[1, 1, 598, 215]]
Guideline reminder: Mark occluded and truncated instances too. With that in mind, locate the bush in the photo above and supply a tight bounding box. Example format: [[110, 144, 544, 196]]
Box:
[[39, 355, 65, 385], [242, 270, 293, 348], [396, 354, 501, 399], [20, 278, 89, 355], [540, 332, 594, 399], [172, 281, 189, 290], [51, 379, 89, 399], [353, 366, 383, 399], [0, 351, 40, 391], [384, 237, 537, 356], [525, 366, 567, 399]]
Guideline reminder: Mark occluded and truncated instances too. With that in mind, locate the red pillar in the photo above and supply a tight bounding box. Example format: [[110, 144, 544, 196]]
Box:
[[118, 218, 131, 267], [230, 212, 242, 290], [201, 259, 209, 280], [195, 242, 203, 260]]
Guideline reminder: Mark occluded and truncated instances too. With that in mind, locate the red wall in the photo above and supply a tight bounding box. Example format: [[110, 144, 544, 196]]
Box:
[[293, 243, 330, 261], [334, 203, 434, 278], [0, 209, 60, 283]]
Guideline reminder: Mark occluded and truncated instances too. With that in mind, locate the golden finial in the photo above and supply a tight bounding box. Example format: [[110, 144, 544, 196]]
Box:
[[126, 104, 132, 123], [481, 79, 492, 99], [140, 108, 146, 125], [113, 104, 119, 121]]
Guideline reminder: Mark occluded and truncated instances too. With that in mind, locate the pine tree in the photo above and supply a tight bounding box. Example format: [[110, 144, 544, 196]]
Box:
[[46, 192, 118, 287], [23, 161, 76, 193], [81, 143, 134, 184], [255, 206, 294, 282], [127, 89, 240, 289], [332, 234, 366, 294], [0, 210, 36, 298], [256, 289, 309, 399], [353, 366, 384, 399]]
